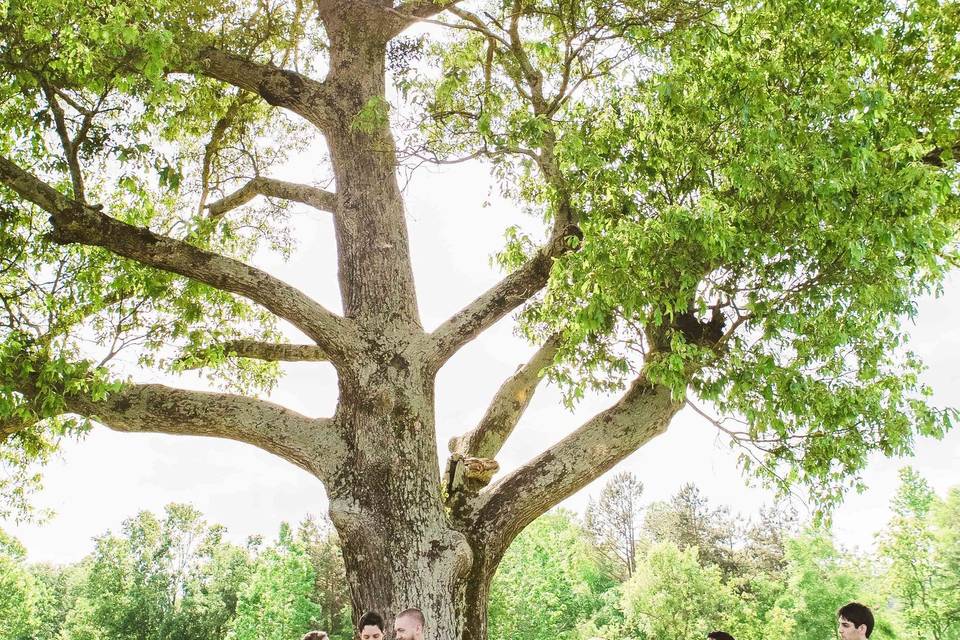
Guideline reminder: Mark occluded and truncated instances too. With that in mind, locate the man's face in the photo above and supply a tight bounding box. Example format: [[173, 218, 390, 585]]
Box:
[[838, 617, 867, 640], [394, 615, 423, 640], [360, 625, 383, 640]]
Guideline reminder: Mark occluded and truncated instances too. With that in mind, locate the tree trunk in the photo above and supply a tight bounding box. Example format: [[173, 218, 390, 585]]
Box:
[[317, 17, 478, 636], [325, 350, 479, 638]]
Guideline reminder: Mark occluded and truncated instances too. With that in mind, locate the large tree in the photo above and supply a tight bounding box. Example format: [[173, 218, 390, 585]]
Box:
[[1, 0, 958, 637]]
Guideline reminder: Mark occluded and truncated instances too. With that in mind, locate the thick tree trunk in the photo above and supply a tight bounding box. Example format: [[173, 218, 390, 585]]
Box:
[[317, 12, 478, 637], [326, 353, 473, 638]]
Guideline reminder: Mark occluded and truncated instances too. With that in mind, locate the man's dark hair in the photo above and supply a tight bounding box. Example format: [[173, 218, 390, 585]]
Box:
[[838, 602, 875, 638], [707, 632, 736, 640], [358, 611, 385, 631], [301, 632, 328, 640], [397, 607, 426, 628]]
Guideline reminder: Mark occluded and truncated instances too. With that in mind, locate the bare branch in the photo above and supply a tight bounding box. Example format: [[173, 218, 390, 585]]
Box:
[[65, 383, 345, 481], [207, 176, 337, 219], [449, 335, 559, 459], [197, 94, 253, 214], [0, 154, 359, 366], [469, 374, 681, 552], [39, 80, 86, 201], [427, 228, 579, 369], [446, 6, 511, 47]]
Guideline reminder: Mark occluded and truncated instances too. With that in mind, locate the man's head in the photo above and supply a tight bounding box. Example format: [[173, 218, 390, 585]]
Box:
[[301, 633, 328, 640], [707, 632, 735, 640], [838, 602, 874, 640], [358, 611, 385, 640], [394, 607, 425, 640]]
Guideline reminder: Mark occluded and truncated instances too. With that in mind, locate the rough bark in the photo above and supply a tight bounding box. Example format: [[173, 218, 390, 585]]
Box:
[[219, 339, 332, 363], [67, 384, 344, 481], [475, 377, 679, 543], [196, 48, 339, 130]]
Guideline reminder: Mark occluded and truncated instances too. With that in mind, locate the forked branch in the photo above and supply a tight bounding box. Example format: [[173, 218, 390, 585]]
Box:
[[196, 48, 339, 131]]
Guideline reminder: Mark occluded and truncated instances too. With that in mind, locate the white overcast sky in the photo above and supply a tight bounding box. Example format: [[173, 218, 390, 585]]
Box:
[[5, 155, 959, 565]]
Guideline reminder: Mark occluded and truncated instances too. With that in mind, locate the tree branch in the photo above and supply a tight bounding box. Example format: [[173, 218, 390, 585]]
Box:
[[468, 374, 681, 553], [0, 154, 359, 366], [195, 48, 339, 131], [197, 94, 253, 214], [397, 0, 465, 19], [39, 80, 86, 202], [427, 228, 579, 369], [219, 339, 330, 362], [449, 335, 559, 459], [922, 140, 960, 167], [384, 0, 468, 35], [207, 176, 337, 219], [65, 383, 345, 482]]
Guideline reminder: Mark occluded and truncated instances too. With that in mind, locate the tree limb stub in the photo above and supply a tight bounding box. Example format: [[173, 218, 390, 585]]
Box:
[[0, 154, 359, 367], [449, 335, 560, 460], [206, 177, 337, 219], [469, 374, 680, 552]]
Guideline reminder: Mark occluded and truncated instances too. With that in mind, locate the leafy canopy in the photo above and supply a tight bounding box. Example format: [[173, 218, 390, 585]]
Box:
[[0, 0, 958, 518], [418, 0, 960, 509]]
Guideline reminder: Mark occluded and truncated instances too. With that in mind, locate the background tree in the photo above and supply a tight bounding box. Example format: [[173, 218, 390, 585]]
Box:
[[59, 503, 248, 640], [642, 484, 739, 577], [0, 528, 38, 639], [13, 480, 960, 639], [879, 468, 960, 640], [585, 472, 644, 578], [1, 0, 959, 637], [932, 487, 960, 638], [619, 541, 737, 640], [488, 510, 614, 640], [227, 523, 322, 640], [297, 515, 351, 640]]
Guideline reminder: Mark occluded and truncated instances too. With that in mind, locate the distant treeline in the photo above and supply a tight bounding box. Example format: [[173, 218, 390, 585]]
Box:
[[1, 468, 957, 640]]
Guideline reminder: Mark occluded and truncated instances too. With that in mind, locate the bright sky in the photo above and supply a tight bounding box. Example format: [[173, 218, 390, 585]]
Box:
[[4, 144, 960, 566]]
